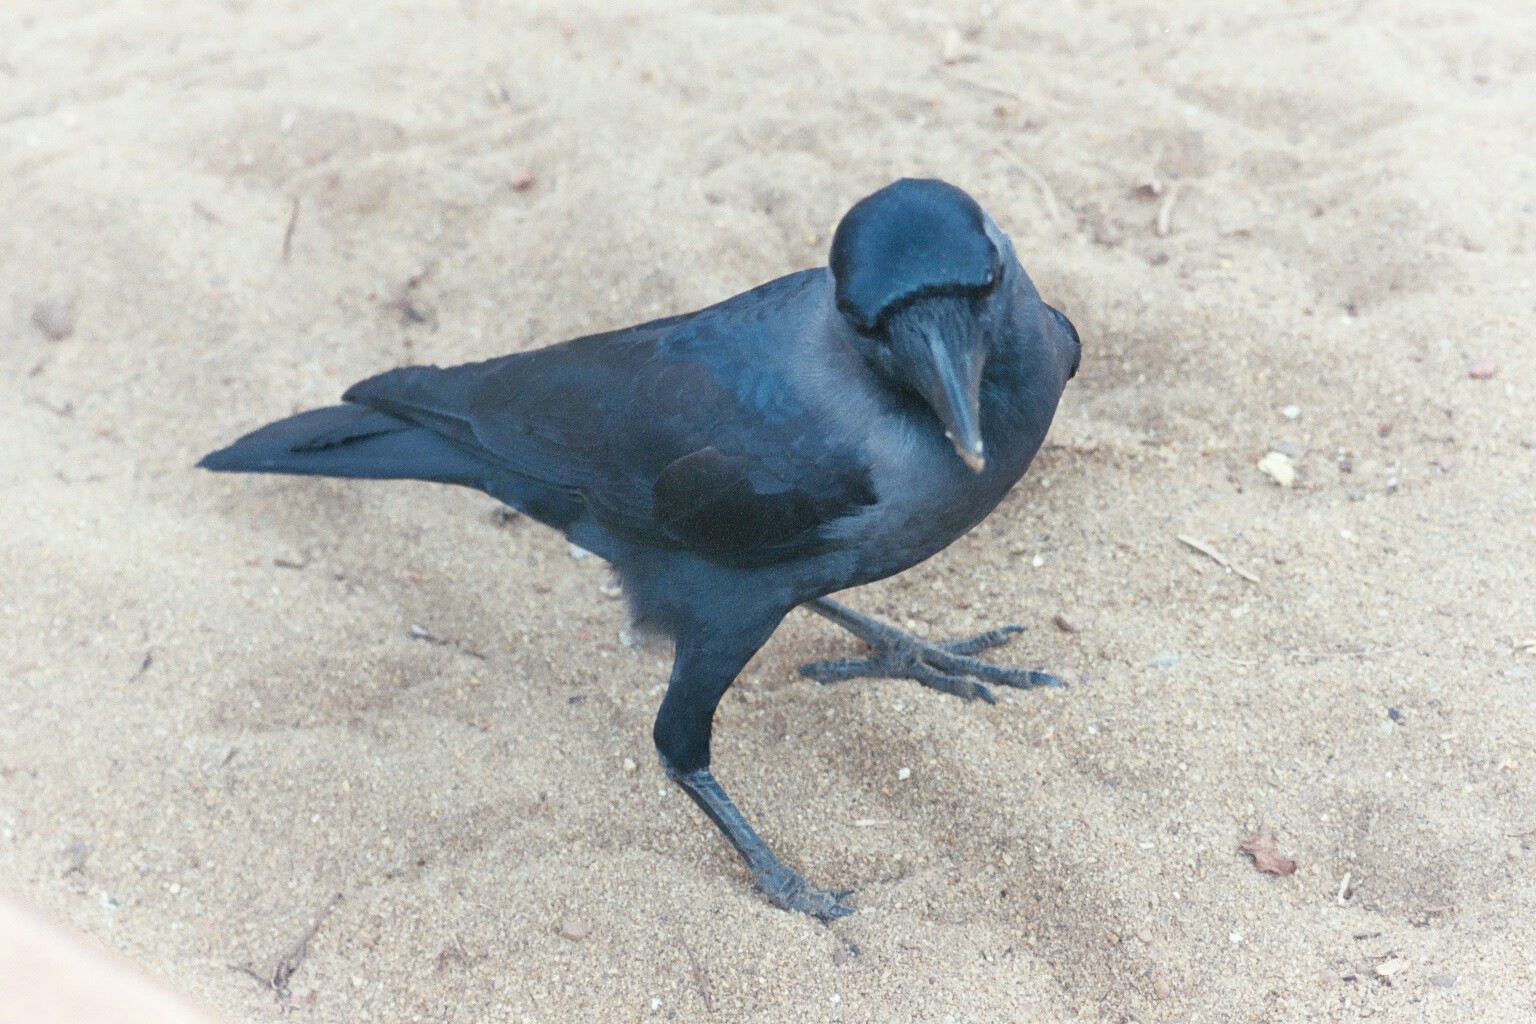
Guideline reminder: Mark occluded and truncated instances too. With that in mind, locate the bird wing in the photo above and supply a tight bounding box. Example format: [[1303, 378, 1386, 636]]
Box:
[[343, 274, 876, 566]]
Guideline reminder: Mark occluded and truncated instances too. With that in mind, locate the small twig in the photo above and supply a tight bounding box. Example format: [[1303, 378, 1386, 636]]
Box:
[[1155, 181, 1181, 237], [1337, 871, 1354, 905], [128, 650, 153, 682], [1176, 534, 1260, 584], [682, 941, 715, 1014], [407, 624, 488, 661], [272, 893, 343, 991], [944, 70, 1025, 102], [1289, 644, 1400, 665], [26, 394, 75, 417], [281, 195, 301, 262], [993, 147, 1062, 223]]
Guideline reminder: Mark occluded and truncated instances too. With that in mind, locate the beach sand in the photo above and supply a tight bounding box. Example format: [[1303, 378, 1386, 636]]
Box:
[[3, 1, 1534, 1020]]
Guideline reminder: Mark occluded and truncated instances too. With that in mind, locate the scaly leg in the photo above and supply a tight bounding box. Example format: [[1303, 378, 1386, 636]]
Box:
[[654, 622, 853, 920], [799, 596, 1062, 704]]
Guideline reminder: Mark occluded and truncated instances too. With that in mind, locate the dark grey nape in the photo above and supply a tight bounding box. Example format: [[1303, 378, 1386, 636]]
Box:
[[199, 177, 1082, 920]]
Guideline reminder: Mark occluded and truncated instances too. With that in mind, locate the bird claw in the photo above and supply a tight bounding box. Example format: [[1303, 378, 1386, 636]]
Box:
[[755, 865, 855, 920], [798, 622, 1061, 701]]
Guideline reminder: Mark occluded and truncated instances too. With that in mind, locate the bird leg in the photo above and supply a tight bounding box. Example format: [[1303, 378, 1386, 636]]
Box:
[[654, 627, 854, 920], [799, 596, 1062, 703]]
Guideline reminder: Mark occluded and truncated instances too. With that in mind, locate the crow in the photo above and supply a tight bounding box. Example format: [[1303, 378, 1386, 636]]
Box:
[[200, 178, 1082, 919]]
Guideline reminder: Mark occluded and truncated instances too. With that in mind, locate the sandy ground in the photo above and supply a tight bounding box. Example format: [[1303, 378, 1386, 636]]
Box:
[[3, 1, 1535, 1021]]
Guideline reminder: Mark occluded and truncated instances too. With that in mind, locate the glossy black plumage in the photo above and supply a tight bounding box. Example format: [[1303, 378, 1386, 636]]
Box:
[[200, 178, 1082, 919]]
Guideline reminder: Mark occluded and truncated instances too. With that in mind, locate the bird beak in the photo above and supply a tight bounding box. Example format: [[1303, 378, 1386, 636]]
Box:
[[915, 325, 986, 473]]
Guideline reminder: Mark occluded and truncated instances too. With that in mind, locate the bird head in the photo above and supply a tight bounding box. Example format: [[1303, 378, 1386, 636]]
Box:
[[831, 178, 1076, 473]]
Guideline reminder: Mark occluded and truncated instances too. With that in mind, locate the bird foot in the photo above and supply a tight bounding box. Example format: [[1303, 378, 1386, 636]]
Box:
[[799, 619, 1062, 704], [755, 864, 854, 920]]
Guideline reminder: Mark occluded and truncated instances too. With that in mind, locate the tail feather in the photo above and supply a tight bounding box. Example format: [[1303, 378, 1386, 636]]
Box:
[[199, 403, 589, 531], [197, 405, 490, 486]]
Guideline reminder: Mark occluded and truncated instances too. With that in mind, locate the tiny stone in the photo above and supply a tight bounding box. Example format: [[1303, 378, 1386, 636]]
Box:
[[558, 917, 592, 941], [1136, 928, 1153, 944], [1151, 651, 1180, 669], [1228, 931, 1243, 945], [622, 758, 637, 774], [32, 295, 77, 341], [1282, 404, 1300, 419], [1467, 355, 1498, 380], [1031, 554, 1045, 568], [1052, 613, 1080, 634], [831, 946, 852, 966], [1258, 451, 1296, 488], [1429, 974, 1456, 988], [942, 27, 964, 64], [1152, 976, 1171, 999], [897, 767, 911, 781]]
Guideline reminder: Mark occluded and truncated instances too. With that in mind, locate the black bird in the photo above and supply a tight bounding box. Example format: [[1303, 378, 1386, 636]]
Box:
[[200, 178, 1082, 919]]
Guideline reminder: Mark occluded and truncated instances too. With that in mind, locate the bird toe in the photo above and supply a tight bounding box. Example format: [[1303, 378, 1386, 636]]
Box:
[[941, 624, 1025, 656]]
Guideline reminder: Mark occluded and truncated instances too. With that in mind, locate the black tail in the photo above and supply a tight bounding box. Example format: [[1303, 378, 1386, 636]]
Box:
[[197, 404, 491, 487]]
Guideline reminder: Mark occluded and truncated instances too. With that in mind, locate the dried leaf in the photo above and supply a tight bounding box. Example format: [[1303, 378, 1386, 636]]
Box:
[[1240, 828, 1297, 875]]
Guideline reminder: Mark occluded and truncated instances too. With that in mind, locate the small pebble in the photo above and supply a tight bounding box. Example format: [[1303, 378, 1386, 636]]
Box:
[[1282, 404, 1300, 419], [897, 767, 911, 781], [1136, 928, 1153, 944], [1152, 976, 1171, 999], [1258, 451, 1296, 487], [32, 295, 77, 340], [558, 917, 592, 941], [942, 28, 964, 64], [1150, 651, 1180, 669], [1052, 613, 1080, 634], [1429, 974, 1456, 988], [622, 758, 637, 773], [1467, 356, 1498, 380]]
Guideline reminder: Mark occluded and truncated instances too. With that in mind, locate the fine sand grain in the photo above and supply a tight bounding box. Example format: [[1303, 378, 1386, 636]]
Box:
[[3, 2, 1534, 1021]]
